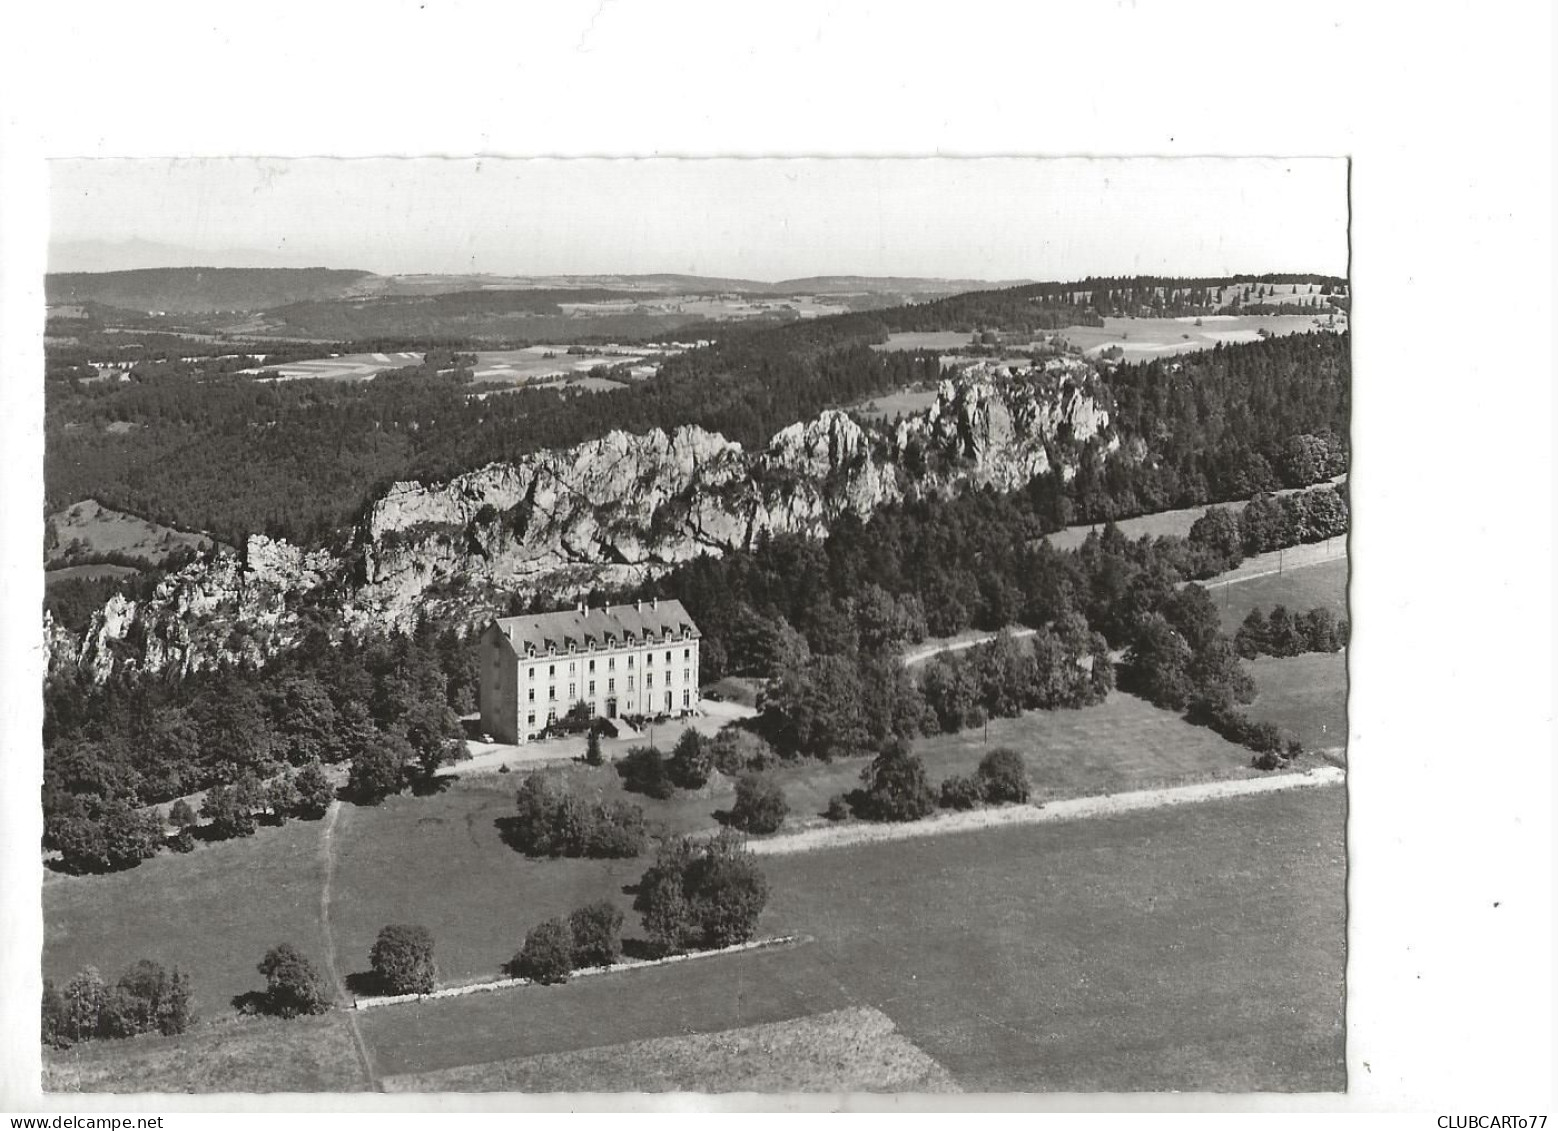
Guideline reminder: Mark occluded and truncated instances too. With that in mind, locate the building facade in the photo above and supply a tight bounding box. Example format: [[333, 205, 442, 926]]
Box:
[[478, 598, 701, 744]]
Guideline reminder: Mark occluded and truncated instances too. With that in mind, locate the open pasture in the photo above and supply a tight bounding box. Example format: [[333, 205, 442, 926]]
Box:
[[467, 346, 649, 385], [252, 351, 423, 382], [358, 784, 1345, 1091], [1212, 554, 1350, 632], [1058, 314, 1340, 361], [41, 727, 1343, 1092], [1043, 476, 1347, 552], [42, 691, 1270, 1031], [44, 1012, 370, 1093], [849, 386, 942, 421], [43, 814, 332, 1014], [379, 1005, 957, 1093], [45, 498, 221, 568], [1246, 652, 1349, 755], [869, 330, 975, 352]]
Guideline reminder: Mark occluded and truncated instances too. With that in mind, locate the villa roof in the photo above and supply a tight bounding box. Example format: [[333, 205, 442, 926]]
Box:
[[493, 599, 698, 655]]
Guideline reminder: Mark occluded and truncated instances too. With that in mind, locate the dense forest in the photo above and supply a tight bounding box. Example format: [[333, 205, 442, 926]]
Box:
[[41, 473, 1348, 873], [46, 285, 1348, 555]]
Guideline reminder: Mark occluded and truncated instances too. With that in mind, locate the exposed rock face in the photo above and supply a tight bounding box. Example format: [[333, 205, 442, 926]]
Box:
[[50, 536, 339, 683], [51, 366, 1113, 680]]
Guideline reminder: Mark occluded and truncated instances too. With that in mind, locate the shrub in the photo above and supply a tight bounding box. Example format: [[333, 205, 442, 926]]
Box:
[[584, 801, 648, 858], [167, 798, 198, 829], [41, 980, 66, 1048], [512, 773, 646, 858], [292, 760, 335, 818], [262, 773, 302, 822], [169, 828, 196, 854], [349, 735, 408, 804], [976, 747, 1031, 804], [633, 831, 769, 955], [616, 745, 674, 799], [710, 727, 776, 775], [938, 773, 984, 810], [370, 924, 435, 995], [51, 961, 192, 1043], [53, 803, 164, 874], [853, 739, 937, 822], [823, 794, 850, 821], [201, 781, 259, 840], [568, 901, 624, 968], [100, 961, 192, 1038], [728, 774, 788, 834], [584, 727, 604, 767], [667, 729, 714, 789], [61, 967, 108, 1043], [257, 944, 332, 1017], [514, 918, 574, 985]]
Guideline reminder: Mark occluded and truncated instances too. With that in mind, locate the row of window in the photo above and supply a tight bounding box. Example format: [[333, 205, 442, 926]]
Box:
[[525, 689, 693, 730], [527, 670, 693, 703], [515, 648, 693, 680]]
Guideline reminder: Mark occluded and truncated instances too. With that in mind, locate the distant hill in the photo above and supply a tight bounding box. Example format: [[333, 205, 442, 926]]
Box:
[[769, 276, 1032, 295], [48, 238, 315, 273], [46, 267, 375, 313]]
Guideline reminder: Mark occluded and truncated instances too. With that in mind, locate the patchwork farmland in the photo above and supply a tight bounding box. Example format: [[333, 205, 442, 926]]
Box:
[[251, 351, 424, 382], [466, 346, 653, 387], [1059, 314, 1344, 361]]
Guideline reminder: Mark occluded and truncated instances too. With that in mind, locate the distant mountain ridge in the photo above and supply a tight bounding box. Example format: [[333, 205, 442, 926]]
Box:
[[47, 268, 375, 314], [44, 266, 1036, 314]]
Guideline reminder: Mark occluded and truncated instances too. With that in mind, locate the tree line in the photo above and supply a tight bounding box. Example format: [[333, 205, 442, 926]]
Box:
[[43, 624, 477, 874]]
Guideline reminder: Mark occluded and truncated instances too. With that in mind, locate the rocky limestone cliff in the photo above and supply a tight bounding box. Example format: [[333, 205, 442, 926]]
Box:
[[50, 536, 339, 683], [51, 365, 1113, 681]]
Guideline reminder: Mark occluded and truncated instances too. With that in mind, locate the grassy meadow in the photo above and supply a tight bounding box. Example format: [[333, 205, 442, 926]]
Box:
[[44, 1012, 370, 1094], [41, 686, 1342, 1093], [360, 783, 1346, 1091], [1213, 554, 1350, 633], [45, 498, 222, 568], [44, 813, 332, 1013], [1246, 652, 1349, 754], [43, 692, 1277, 1013], [380, 1005, 958, 1093]]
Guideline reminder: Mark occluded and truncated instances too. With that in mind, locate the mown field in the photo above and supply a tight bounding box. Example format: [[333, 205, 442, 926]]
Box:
[[869, 331, 974, 352], [379, 1006, 958, 1093], [357, 784, 1346, 1092], [467, 347, 650, 385], [1043, 479, 1347, 553], [42, 775, 1345, 1093], [1059, 314, 1341, 361], [44, 498, 221, 568], [849, 386, 942, 421], [44, 1012, 370, 1093], [44, 813, 331, 1013], [42, 692, 1270, 1041], [1246, 652, 1349, 754], [1213, 555, 1350, 633], [253, 351, 423, 382]]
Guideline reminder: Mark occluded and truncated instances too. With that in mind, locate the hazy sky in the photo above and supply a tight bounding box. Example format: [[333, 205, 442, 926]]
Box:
[[50, 157, 1348, 279]]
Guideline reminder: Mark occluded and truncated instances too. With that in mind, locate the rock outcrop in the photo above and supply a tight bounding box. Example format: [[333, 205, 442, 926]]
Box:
[[50, 365, 1113, 681], [50, 537, 339, 683]]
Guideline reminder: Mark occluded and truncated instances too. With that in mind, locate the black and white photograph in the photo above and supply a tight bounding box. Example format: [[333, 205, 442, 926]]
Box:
[[0, 2, 1549, 1120], [32, 154, 1354, 1094]]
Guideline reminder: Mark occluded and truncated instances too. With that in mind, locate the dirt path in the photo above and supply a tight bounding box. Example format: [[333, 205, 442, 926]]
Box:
[[748, 765, 1344, 857], [1197, 538, 1347, 589], [903, 627, 1037, 667], [318, 801, 380, 1091]]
